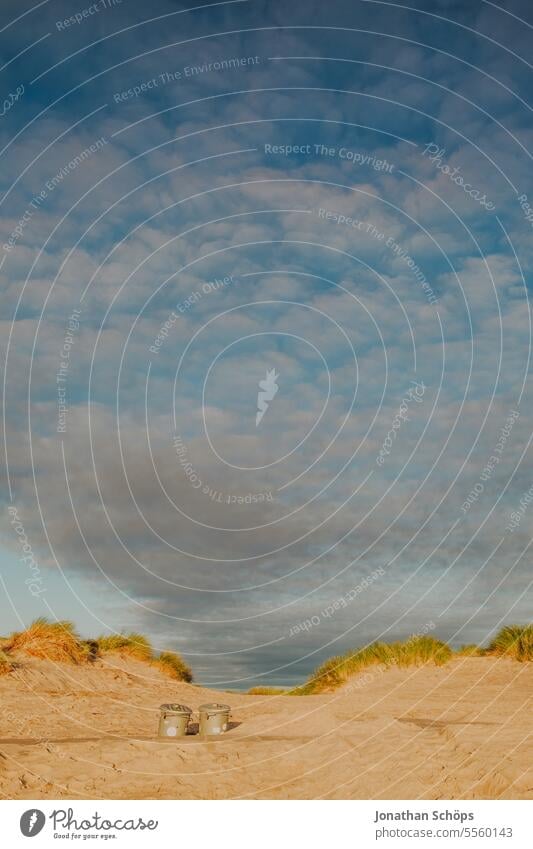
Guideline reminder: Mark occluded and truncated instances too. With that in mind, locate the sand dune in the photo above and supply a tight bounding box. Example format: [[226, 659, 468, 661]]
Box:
[[0, 655, 531, 799]]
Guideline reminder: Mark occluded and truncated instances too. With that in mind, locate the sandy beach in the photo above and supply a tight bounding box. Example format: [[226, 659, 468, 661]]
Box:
[[1, 655, 531, 800]]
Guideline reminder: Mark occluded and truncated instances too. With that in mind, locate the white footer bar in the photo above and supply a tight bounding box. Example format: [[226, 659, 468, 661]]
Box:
[[2, 799, 531, 848]]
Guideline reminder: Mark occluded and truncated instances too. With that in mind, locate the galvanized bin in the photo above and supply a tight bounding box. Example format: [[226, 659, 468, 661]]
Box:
[[158, 703, 192, 737], [199, 703, 231, 735]]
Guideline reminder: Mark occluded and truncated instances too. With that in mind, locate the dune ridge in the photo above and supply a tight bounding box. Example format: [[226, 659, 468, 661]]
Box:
[[0, 621, 531, 800]]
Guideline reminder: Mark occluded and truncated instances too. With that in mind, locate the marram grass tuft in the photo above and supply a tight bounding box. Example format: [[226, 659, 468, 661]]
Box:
[[96, 632, 153, 662], [4, 618, 86, 664], [154, 651, 193, 682], [302, 635, 453, 693], [487, 625, 533, 661]]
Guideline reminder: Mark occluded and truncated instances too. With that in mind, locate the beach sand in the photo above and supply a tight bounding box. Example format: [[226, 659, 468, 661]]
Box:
[[0, 655, 531, 799]]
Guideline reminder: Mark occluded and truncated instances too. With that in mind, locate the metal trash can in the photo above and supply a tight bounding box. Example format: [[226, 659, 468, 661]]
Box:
[[158, 703, 192, 737], [199, 703, 231, 735]]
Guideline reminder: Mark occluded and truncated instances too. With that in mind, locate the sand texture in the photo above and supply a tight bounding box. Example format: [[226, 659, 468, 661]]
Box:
[[0, 655, 531, 799]]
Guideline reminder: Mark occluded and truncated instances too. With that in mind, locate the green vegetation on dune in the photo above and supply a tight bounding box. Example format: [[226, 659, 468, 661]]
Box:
[[0, 618, 193, 681], [1, 621, 531, 689], [3, 617, 86, 664], [297, 626, 533, 693], [299, 635, 452, 694], [96, 632, 153, 662], [247, 686, 288, 695], [487, 624, 533, 662], [155, 651, 193, 683], [455, 644, 483, 657], [0, 647, 15, 675]]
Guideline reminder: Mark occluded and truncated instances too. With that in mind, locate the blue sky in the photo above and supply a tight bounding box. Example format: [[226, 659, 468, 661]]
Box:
[[0, 0, 532, 686]]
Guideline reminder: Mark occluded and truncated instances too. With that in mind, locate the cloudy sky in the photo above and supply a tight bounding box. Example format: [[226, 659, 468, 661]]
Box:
[[0, 0, 532, 687]]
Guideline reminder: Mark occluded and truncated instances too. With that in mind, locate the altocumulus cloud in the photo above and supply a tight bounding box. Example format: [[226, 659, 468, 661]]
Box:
[[0, 0, 532, 686]]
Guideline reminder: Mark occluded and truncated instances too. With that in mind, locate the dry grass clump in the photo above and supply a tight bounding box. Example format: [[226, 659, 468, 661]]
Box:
[[96, 633, 153, 662], [487, 625, 533, 661], [154, 651, 193, 683], [95, 634, 193, 682], [0, 619, 195, 680], [0, 648, 15, 675], [456, 644, 483, 657], [301, 635, 453, 694], [396, 635, 452, 666], [3, 618, 86, 664], [247, 686, 287, 695]]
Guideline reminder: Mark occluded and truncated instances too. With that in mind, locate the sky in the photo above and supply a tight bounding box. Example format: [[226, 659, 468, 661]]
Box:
[[0, 0, 532, 687]]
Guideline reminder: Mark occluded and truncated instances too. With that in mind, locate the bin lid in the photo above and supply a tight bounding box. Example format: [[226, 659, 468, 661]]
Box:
[[199, 703, 230, 714], [159, 703, 192, 715]]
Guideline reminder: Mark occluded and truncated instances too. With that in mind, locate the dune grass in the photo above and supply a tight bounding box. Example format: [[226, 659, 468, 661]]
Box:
[[1, 620, 530, 688], [0, 648, 15, 675], [96, 632, 153, 662], [300, 635, 453, 694], [456, 644, 483, 657], [3, 618, 86, 664], [487, 625, 533, 661], [0, 619, 193, 680], [154, 651, 193, 683], [247, 686, 287, 695], [97, 634, 193, 681], [298, 626, 533, 693]]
